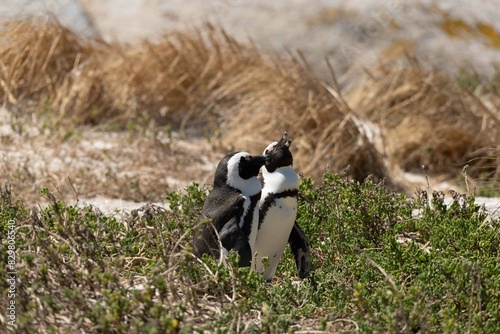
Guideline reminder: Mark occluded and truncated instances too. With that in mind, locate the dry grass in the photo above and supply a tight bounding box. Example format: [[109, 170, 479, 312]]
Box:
[[0, 18, 499, 197], [348, 66, 500, 183], [215, 54, 390, 182], [0, 20, 93, 105], [0, 19, 267, 128]]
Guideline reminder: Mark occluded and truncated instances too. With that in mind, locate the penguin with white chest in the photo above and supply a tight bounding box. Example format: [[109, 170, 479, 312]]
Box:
[[254, 132, 311, 281], [193, 152, 269, 267]]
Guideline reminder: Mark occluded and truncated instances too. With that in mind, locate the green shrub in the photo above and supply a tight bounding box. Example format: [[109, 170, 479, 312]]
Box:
[[1, 176, 498, 333]]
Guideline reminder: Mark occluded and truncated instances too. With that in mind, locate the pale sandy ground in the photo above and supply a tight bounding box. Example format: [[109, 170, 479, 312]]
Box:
[[0, 0, 499, 215], [0, 107, 218, 205]]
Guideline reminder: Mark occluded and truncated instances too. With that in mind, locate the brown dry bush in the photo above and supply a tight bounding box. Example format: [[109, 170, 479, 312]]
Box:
[[0, 20, 93, 105], [0, 19, 101, 124], [217, 57, 389, 182], [0, 19, 388, 183], [1, 19, 499, 191], [0, 19, 268, 127], [348, 66, 500, 183], [95, 25, 271, 128]]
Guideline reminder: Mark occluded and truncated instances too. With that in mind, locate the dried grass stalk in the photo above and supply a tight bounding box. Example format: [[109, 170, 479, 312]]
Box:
[[348, 66, 500, 179], [1, 19, 498, 187], [0, 19, 388, 182], [0, 19, 92, 104]]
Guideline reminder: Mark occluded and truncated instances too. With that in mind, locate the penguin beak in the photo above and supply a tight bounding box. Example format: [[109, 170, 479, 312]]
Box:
[[250, 154, 271, 173], [276, 132, 292, 149], [255, 154, 271, 165], [278, 132, 288, 145]]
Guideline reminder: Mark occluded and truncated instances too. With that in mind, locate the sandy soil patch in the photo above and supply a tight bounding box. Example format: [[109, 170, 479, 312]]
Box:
[[0, 108, 218, 205]]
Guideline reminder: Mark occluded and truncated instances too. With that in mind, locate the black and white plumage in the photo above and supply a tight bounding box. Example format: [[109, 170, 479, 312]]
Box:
[[253, 132, 311, 280], [193, 152, 269, 267]]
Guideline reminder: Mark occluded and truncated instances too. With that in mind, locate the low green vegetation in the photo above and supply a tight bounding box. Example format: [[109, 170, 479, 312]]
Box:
[[1, 176, 499, 333]]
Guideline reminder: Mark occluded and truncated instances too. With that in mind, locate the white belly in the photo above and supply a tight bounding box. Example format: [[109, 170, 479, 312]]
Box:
[[253, 196, 297, 280]]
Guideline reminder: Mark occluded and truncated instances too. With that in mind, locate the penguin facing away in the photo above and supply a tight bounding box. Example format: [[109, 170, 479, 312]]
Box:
[[254, 132, 311, 281], [193, 152, 269, 267]]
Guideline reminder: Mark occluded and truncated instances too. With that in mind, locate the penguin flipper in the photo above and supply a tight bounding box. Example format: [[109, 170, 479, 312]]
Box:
[[219, 218, 252, 267], [288, 222, 311, 279]]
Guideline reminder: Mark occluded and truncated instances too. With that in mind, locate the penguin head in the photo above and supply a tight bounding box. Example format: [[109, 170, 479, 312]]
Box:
[[263, 132, 293, 173], [214, 152, 269, 190]]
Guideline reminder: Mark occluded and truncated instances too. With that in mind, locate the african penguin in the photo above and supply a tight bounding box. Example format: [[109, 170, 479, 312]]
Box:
[[253, 132, 311, 281], [193, 152, 269, 267]]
